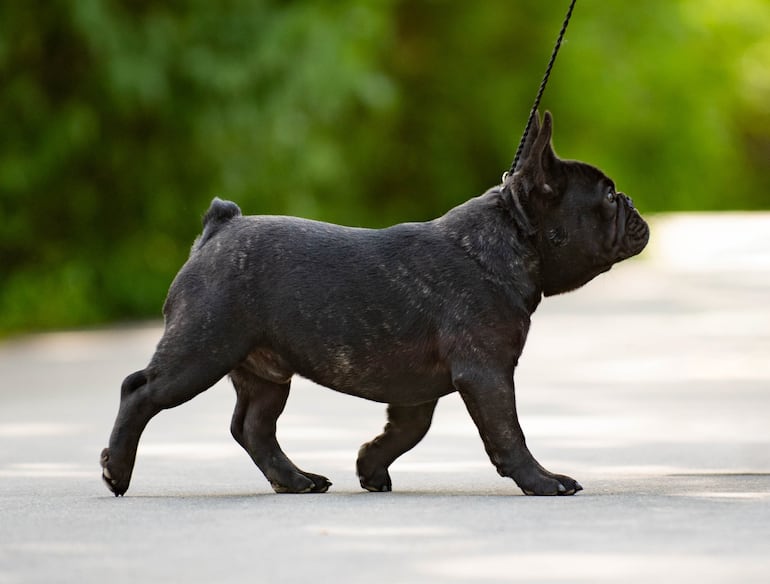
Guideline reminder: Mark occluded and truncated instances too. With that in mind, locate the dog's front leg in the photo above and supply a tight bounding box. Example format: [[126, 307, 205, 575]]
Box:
[[453, 367, 582, 496]]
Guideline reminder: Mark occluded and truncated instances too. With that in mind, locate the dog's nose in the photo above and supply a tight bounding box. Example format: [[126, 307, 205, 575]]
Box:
[[620, 193, 634, 209]]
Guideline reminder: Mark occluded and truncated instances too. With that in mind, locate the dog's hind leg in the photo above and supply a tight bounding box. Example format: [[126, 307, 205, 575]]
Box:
[[229, 368, 331, 494], [356, 399, 438, 492], [101, 333, 243, 496]]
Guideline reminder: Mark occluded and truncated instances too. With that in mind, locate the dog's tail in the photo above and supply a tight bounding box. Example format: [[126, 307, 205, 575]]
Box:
[[196, 197, 242, 248]]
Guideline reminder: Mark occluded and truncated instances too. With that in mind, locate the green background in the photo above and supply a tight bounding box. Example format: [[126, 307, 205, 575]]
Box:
[[1, 0, 768, 335]]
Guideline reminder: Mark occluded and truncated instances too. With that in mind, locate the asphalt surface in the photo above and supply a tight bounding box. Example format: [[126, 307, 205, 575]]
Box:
[[1, 213, 769, 583]]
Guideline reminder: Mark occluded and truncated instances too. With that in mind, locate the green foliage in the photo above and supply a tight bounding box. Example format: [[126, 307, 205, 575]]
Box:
[[1, 0, 768, 335]]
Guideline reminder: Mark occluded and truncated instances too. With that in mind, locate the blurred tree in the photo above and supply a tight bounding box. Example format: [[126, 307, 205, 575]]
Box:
[[0, 0, 768, 335], [0, 0, 398, 332], [547, 0, 770, 212]]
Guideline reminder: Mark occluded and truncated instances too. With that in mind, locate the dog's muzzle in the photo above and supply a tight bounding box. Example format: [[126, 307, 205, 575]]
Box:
[[617, 193, 650, 259]]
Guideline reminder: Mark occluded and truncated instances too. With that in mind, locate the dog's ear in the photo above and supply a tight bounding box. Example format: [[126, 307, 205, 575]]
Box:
[[513, 111, 542, 174], [516, 111, 557, 197]]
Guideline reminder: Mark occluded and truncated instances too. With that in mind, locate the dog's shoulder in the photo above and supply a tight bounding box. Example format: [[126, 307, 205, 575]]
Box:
[[195, 197, 242, 249]]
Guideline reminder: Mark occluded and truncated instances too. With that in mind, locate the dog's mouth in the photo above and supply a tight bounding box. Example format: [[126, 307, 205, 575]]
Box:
[[613, 194, 650, 261]]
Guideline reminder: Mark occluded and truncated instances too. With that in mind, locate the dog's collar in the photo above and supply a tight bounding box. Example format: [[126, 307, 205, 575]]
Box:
[[500, 179, 537, 239]]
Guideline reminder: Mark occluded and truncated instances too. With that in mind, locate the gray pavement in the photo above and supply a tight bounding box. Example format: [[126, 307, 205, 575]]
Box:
[[1, 213, 769, 583]]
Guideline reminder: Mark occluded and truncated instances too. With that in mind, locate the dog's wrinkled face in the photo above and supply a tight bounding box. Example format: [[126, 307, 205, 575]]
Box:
[[513, 113, 650, 296]]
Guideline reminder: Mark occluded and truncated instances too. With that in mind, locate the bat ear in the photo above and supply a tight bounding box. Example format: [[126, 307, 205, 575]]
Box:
[[514, 111, 557, 196], [535, 111, 553, 156], [513, 111, 542, 173]]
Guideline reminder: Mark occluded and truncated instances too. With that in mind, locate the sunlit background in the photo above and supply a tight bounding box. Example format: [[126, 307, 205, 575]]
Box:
[[1, 0, 768, 334]]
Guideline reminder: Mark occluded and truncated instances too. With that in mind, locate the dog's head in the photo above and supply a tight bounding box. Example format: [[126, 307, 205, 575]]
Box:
[[506, 112, 649, 296]]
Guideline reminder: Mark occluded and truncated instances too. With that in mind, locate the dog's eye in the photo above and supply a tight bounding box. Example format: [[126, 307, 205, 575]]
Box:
[[606, 188, 616, 203]]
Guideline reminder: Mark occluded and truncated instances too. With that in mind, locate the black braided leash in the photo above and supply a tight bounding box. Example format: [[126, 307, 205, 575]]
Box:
[[504, 0, 577, 181]]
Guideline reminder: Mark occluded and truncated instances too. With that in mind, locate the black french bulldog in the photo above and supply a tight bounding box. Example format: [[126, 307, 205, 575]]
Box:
[[101, 112, 649, 497]]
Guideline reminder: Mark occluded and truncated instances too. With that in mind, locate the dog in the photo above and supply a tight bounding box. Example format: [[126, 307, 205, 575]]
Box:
[[101, 112, 649, 496]]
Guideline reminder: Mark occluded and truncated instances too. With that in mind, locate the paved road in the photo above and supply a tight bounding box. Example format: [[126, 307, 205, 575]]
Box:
[[1, 214, 769, 583]]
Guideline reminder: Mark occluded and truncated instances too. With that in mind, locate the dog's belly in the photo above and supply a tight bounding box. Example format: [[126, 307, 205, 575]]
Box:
[[296, 342, 455, 404], [241, 344, 453, 405], [311, 364, 455, 405]]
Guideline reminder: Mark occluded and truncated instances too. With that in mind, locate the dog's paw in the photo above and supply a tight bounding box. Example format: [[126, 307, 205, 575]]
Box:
[[549, 473, 583, 496], [356, 445, 393, 492], [514, 465, 583, 496], [358, 467, 392, 493], [270, 470, 331, 494], [301, 471, 332, 493], [100, 448, 129, 497]]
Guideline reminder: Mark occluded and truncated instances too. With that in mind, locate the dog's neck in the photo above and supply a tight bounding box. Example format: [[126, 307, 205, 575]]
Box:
[[436, 188, 544, 315], [500, 181, 538, 239]]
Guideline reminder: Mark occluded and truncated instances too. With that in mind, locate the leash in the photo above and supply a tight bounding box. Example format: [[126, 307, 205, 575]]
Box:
[[504, 0, 577, 181]]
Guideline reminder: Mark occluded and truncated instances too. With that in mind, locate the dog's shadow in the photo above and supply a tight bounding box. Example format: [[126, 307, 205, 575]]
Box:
[[97, 473, 770, 501]]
